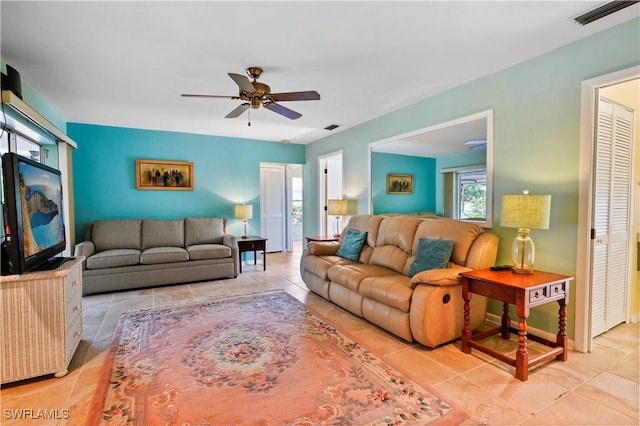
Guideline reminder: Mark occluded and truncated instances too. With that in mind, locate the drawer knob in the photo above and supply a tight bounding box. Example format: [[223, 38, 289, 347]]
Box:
[[72, 280, 78, 286]]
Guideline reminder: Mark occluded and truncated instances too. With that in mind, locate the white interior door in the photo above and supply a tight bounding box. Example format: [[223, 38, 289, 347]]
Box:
[[590, 97, 635, 336], [260, 165, 285, 252]]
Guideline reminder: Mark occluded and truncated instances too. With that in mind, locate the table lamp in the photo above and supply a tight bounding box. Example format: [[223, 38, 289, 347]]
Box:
[[500, 191, 551, 274], [234, 204, 253, 239], [328, 199, 348, 238]]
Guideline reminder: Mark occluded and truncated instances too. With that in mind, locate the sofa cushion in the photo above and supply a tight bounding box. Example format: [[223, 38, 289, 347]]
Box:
[[140, 247, 189, 265], [142, 219, 185, 249], [328, 263, 397, 292], [410, 218, 483, 267], [185, 218, 225, 246], [86, 249, 141, 269], [408, 238, 454, 277], [360, 275, 413, 312], [186, 244, 231, 261], [336, 229, 367, 261], [92, 220, 142, 252]]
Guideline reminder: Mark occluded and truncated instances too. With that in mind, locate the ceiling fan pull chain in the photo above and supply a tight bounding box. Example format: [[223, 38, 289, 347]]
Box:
[[248, 107, 251, 127]]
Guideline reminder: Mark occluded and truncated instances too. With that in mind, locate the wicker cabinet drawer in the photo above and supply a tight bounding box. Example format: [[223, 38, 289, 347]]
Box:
[[0, 257, 84, 384]]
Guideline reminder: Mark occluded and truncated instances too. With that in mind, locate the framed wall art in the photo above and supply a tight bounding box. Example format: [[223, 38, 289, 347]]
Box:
[[136, 159, 193, 190], [387, 173, 413, 194]]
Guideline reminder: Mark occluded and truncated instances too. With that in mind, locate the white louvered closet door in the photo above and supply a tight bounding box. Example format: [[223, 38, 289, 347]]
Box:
[[591, 98, 635, 337], [260, 165, 285, 252]]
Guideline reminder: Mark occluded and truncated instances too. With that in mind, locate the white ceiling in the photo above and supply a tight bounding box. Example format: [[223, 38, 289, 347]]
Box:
[[1, 1, 638, 146]]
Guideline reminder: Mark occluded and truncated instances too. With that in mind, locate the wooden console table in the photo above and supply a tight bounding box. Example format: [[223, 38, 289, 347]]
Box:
[[236, 236, 267, 273], [459, 268, 573, 381]]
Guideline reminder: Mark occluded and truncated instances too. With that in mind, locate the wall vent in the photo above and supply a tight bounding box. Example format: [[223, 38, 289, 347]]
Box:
[[574, 1, 638, 25], [324, 124, 340, 131]]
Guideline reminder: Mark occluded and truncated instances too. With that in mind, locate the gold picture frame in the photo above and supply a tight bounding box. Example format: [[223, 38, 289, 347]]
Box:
[[387, 173, 413, 194], [136, 159, 193, 190]]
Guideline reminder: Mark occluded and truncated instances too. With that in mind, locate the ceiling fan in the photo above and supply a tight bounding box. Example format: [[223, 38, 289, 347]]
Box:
[[464, 139, 487, 151], [181, 67, 320, 121]]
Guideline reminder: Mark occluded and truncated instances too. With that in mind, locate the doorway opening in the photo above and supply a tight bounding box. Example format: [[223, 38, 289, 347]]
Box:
[[576, 67, 639, 352]]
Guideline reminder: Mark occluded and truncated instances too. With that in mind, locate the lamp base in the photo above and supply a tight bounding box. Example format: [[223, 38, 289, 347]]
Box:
[[511, 266, 534, 274], [242, 235, 249, 239]]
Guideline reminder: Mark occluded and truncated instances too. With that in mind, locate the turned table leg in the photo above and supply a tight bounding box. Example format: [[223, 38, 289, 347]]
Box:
[[557, 297, 568, 361], [515, 315, 528, 381], [501, 302, 511, 339], [461, 277, 471, 354]]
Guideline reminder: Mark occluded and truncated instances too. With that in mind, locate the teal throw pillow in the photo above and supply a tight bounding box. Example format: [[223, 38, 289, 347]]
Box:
[[336, 229, 367, 261], [408, 238, 454, 277]]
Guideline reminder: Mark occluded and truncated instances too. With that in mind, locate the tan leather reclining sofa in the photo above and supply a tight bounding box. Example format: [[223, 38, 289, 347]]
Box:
[[300, 214, 499, 348]]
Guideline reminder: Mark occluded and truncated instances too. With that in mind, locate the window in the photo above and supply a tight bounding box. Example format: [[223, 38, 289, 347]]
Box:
[[443, 165, 487, 222], [292, 176, 303, 224]]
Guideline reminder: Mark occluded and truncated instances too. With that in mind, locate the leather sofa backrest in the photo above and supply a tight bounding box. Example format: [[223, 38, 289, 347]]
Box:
[[405, 218, 484, 271], [341, 214, 384, 263], [369, 216, 422, 273]]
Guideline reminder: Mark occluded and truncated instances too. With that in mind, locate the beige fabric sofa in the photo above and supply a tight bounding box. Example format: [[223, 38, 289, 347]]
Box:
[[300, 214, 499, 348], [74, 218, 238, 295]]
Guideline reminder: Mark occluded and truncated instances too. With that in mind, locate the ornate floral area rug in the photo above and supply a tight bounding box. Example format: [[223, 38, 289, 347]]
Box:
[[88, 291, 467, 425]]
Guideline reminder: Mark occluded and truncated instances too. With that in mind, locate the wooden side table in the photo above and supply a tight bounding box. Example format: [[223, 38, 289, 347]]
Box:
[[236, 236, 267, 273], [459, 269, 573, 381]]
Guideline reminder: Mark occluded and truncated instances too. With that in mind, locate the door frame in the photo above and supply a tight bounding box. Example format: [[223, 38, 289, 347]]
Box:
[[576, 66, 640, 352], [317, 150, 343, 236]]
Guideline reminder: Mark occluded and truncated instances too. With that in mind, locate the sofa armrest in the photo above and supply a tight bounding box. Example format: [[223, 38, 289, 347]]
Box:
[[410, 266, 472, 288], [74, 241, 95, 270], [74, 241, 96, 258], [223, 235, 240, 277], [308, 241, 340, 256]]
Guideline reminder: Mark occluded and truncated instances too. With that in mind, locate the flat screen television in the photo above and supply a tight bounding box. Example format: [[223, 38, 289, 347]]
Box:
[[1, 152, 67, 274]]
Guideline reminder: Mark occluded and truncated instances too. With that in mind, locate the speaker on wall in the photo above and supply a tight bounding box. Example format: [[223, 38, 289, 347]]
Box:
[[1, 64, 23, 99]]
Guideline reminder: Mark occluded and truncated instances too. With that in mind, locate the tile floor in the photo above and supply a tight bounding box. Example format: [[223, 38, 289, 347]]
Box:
[[1, 249, 638, 425]]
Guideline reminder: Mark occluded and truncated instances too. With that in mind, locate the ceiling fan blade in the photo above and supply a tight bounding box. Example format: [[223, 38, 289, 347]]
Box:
[[228, 73, 256, 94], [263, 102, 302, 120], [181, 94, 239, 99], [270, 91, 320, 102], [225, 103, 250, 118]]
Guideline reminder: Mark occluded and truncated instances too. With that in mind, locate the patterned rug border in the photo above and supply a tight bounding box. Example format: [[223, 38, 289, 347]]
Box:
[[89, 289, 468, 425]]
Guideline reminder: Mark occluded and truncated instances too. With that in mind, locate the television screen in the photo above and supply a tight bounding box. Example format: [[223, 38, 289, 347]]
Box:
[[18, 158, 64, 257], [1, 153, 66, 274]]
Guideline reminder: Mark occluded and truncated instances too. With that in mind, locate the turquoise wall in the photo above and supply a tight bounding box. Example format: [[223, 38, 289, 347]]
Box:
[[371, 152, 436, 214], [304, 18, 640, 337], [68, 123, 304, 241]]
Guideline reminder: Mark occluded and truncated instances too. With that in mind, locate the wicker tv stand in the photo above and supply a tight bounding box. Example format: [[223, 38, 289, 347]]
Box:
[[0, 257, 84, 384]]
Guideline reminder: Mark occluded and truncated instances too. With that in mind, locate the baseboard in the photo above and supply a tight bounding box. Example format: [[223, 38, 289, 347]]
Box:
[[485, 313, 575, 351], [631, 312, 640, 324]]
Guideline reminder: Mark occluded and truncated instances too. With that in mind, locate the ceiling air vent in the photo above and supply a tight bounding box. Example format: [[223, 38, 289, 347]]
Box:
[[574, 0, 638, 25], [324, 124, 340, 131]]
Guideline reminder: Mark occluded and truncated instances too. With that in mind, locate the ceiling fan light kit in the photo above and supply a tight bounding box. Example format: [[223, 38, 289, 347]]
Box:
[[182, 67, 320, 122]]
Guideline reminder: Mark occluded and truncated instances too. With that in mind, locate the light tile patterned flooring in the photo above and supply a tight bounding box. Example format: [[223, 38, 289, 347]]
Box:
[[1, 249, 638, 425]]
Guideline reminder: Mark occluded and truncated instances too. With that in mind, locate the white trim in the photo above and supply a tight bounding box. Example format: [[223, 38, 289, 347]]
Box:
[[576, 66, 640, 353]]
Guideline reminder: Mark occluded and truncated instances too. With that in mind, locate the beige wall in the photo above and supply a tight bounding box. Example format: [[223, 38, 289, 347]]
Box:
[[600, 79, 640, 321]]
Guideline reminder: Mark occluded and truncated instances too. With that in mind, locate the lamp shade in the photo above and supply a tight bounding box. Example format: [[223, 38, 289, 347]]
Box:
[[328, 199, 348, 216], [234, 204, 253, 220], [500, 194, 551, 230]]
